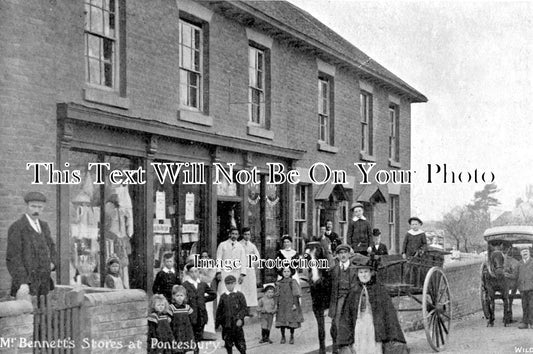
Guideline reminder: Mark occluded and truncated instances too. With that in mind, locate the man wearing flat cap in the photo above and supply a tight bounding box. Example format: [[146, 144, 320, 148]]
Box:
[[329, 244, 359, 354], [6, 192, 57, 298], [346, 202, 373, 256]]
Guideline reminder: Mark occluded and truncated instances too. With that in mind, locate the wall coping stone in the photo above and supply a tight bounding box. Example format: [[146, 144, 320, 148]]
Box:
[[83, 289, 147, 307], [0, 299, 33, 317]]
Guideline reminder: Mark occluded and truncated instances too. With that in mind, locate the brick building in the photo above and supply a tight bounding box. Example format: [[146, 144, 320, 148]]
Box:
[[0, 0, 426, 297]]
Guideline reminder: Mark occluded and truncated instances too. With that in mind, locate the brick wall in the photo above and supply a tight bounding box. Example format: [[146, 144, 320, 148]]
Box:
[[81, 289, 147, 353], [0, 300, 33, 354], [0, 0, 420, 295]]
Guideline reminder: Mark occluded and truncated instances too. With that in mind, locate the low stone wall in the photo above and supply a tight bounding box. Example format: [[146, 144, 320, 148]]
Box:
[[0, 299, 33, 354], [80, 289, 147, 353]]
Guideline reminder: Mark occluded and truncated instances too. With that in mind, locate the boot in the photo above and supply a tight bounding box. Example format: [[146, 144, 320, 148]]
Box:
[[289, 333, 294, 344], [266, 329, 273, 344], [280, 335, 286, 344]]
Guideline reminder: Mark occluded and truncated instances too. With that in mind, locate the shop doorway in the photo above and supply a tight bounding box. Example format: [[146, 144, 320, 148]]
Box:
[[217, 201, 241, 245]]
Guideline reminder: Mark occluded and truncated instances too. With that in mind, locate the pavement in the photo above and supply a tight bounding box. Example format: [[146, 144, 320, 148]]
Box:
[[198, 302, 533, 354]]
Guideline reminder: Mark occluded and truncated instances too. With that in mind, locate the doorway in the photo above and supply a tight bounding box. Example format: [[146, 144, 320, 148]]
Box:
[[217, 201, 241, 245]]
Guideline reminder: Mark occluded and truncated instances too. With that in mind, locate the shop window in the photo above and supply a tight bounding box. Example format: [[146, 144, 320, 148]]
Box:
[[152, 161, 207, 273], [68, 152, 141, 289]]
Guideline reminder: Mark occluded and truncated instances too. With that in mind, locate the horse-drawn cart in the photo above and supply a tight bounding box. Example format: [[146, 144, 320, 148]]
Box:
[[480, 226, 533, 326], [377, 248, 452, 352]]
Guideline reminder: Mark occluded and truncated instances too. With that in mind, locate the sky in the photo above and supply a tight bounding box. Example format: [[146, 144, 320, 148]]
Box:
[[287, 0, 533, 221]]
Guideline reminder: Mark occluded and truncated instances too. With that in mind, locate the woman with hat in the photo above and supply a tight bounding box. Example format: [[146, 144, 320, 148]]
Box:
[[402, 217, 428, 260], [337, 259, 407, 354]]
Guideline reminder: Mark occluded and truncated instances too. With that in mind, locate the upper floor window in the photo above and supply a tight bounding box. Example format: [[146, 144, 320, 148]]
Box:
[[249, 46, 265, 125], [179, 19, 202, 110], [84, 0, 118, 89], [318, 76, 330, 144], [389, 104, 400, 162], [360, 91, 373, 155]]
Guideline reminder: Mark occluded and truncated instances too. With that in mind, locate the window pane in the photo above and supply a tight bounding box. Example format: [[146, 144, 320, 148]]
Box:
[[193, 50, 200, 72], [103, 38, 113, 60], [193, 28, 200, 50], [88, 58, 101, 84], [257, 71, 263, 89], [91, 5, 103, 34], [249, 66, 256, 87], [189, 86, 198, 108], [182, 47, 191, 69], [87, 34, 100, 58], [182, 25, 192, 47], [104, 62, 113, 87], [257, 51, 263, 71]]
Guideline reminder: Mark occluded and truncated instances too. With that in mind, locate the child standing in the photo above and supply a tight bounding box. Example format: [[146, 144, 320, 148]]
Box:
[[275, 267, 304, 345], [182, 262, 217, 344], [153, 253, 181, 303], [258, 284, 277, 344], [104, 257, 125, 289], [215, 275, 248, 354], [402, 217, 427, 259], [147, 294, 174, 353], [169, 285, 195, 353]]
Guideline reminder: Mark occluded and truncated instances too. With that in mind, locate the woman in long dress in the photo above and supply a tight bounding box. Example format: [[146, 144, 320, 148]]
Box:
[[275, 235, 301, 284], [337, 259, 407, 354]]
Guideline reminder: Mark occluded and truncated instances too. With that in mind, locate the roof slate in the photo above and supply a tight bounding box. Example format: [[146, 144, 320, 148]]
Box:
[[237, 0, 427, 102]]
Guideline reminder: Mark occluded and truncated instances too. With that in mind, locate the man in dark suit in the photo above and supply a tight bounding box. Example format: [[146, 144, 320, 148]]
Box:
[[183, 262, 217, 343], [328, 244, 360, 354], [6, 192, 57, 298], [325, 219, 341, 254], [517, 247, 533, 329], [371, 228, 388, 256], [346, 202, 373, 256]]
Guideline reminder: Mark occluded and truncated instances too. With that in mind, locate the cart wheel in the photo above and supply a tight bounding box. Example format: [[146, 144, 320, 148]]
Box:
[[480, 263, 491, 319], [422, 267, 451, 352]]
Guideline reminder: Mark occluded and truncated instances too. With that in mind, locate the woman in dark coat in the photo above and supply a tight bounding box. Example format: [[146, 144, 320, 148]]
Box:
[[337, 259, 406, 354]]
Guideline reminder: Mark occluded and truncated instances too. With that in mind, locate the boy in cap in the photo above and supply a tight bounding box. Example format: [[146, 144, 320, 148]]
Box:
[[346, 202, 373, 256], [371, 228, 388, 256], [329, 244, 359, 354], [216, 275, 248, 353], [6, 191, 57, 298], [257, 283, 277, 344]]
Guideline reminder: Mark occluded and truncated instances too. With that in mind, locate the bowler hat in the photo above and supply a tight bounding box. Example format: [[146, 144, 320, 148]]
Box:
[[408, 217, 423, 225], [335, 243, 351, 254], [372, 228, 381, 237], [351, 202, 364, 210], [24, 191, 47, 203]]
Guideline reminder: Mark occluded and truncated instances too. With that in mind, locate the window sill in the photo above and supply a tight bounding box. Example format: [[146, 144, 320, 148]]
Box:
[[178, 109, 213, 127], [359, 151, 376, 162], [389, 159, 402, 168], [247, 123, 274, 140], [84, 87, 130, 110], [318, 141, 338, 154]]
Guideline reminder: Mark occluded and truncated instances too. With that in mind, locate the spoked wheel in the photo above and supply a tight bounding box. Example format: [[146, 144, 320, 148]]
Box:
[[480, 263, 491, 319], [422, 267, 452, 352]]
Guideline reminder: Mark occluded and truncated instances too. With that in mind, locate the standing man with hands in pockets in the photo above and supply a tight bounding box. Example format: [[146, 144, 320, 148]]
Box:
[[6, 192, 57, 299]]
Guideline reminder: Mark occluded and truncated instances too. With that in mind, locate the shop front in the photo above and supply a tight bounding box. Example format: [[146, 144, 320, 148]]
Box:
[[56, 103, 302, 292]]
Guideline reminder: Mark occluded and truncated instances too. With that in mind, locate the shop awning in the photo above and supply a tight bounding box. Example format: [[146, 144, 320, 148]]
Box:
[[314, 183, 349, 201], [355, 185, 386, 203]]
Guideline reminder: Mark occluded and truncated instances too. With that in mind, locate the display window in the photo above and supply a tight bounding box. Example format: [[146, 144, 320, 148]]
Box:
[[68, 151, 142, 288]]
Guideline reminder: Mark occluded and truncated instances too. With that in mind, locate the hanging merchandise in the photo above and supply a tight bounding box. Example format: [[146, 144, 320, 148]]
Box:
[[185, 193, 195, 221], [155, 190, 166, 220]]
